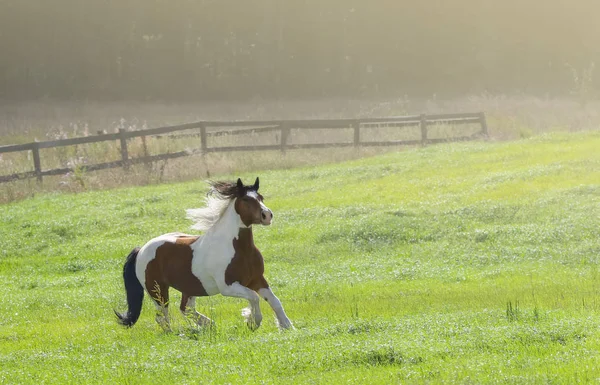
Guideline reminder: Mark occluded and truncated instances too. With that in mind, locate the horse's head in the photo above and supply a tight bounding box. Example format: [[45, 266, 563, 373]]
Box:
[[234, 177, 273, 227]]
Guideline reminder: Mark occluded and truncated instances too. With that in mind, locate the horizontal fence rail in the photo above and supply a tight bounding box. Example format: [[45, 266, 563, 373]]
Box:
[[0, 112, 487, 183]]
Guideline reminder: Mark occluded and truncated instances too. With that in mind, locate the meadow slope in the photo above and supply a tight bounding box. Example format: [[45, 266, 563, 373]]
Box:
[[0, 131, 599, 384]]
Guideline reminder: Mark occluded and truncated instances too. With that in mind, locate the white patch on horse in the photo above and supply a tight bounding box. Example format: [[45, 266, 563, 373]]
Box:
[[246, 191, 259, 199]]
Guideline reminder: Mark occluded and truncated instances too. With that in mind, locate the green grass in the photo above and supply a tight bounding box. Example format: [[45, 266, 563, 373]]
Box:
[[1, 131, 599, 384]]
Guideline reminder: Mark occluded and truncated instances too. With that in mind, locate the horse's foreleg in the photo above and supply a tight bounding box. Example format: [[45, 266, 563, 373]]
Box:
[[258, 286, 294, 330], [218, 282, 262, 330], [180, 294, 212, 327]]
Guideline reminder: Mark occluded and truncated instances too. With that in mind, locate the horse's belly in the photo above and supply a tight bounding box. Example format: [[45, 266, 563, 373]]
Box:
[[196, 277, 220, 296], [168, 272, 210, 296], [192, 262, 226, 296]]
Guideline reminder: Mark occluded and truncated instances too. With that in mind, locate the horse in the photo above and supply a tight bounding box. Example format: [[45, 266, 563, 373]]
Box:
[[114, 177, 293, 331]]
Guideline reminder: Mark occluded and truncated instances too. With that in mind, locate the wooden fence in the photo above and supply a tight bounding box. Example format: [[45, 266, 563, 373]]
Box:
[[0, 112, 487, 183]]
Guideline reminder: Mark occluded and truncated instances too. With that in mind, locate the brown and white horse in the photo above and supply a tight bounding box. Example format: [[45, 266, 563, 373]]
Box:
[[115, 177, 293, 331]]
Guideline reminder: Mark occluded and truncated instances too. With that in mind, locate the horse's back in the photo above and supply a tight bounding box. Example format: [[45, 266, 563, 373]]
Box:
[[137, 232, 199, 264]]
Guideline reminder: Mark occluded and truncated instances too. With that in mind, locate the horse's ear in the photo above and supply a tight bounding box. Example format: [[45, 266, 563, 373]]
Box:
[[253, 177, 259, 191], [237, 178, 244, 189]]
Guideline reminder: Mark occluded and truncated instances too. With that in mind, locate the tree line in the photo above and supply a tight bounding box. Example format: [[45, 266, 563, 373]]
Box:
[[1, 0, 598, 101]]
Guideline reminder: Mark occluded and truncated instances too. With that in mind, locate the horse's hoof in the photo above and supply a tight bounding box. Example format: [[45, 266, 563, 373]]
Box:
[[245, 319, 261, 331], [196, 315, 214, 327], [277, 318, 294, 330]]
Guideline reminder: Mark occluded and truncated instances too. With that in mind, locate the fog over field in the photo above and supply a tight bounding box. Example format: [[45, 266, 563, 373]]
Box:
[[1, 1, 599, 101]]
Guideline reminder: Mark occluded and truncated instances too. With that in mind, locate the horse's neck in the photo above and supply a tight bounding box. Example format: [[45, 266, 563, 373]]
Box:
[[207, 200, 250, 240], [236, 227, 254, 247]]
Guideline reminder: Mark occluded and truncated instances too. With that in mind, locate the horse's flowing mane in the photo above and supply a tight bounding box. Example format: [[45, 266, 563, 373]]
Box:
[[185, 180, 247, 231]]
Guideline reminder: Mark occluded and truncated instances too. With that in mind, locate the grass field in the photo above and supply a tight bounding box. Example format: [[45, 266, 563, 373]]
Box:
[[1, 130, 599, 384]]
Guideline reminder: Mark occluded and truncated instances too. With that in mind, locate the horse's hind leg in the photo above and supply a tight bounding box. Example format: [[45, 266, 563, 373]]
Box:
[[180, 294, 212, 327], [149, 281, 171, 331]]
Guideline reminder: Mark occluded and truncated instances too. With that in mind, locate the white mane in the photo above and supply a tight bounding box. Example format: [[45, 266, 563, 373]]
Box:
[[186, 195, 232, 231]]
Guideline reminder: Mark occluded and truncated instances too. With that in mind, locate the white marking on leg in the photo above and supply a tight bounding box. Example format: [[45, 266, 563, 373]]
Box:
[[219, 282, 262, 329], [258, 288, 294, 330]]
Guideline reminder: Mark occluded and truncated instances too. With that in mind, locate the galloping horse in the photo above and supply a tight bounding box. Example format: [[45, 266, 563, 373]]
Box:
[[115, 177, 293, 331]]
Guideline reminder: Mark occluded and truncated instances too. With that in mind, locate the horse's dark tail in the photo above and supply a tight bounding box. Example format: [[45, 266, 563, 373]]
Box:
[[115, 247, 144, 327]]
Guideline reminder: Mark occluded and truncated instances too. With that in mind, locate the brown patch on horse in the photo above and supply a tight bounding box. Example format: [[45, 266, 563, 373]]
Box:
[[225, 228, 268, 291], [145, 236, 208, 306]]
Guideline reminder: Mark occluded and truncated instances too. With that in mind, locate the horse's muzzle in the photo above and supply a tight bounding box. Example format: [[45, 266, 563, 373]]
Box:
[[261, 209, 273, 225]]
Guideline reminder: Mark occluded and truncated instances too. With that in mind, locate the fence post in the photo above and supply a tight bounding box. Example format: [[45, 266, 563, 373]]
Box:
[[479, 112, 489, 137], [118, 128, 129, 170], [140, 135, 152, 170], [352, 121, 361, 147], [199, 124, 207, 154], [32, 142, 42, 183], [280, 124, 289, 154], [420, 114, 428, 145]]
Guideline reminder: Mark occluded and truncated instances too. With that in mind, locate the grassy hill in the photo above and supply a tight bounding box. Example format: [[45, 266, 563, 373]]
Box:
[[1, 131, 599, 384]]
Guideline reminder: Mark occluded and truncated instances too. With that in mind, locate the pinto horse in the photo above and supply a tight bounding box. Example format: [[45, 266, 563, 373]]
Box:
[[115, 177, 293, 331]]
